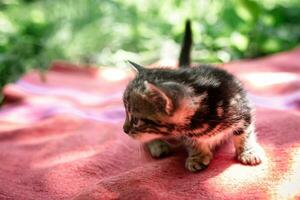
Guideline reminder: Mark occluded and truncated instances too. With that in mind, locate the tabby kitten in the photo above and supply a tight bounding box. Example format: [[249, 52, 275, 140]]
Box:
[[122, 20, 264, 172]]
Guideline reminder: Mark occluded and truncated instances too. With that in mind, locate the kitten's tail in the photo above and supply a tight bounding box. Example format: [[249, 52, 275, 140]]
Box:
[[178, 19, 193, 68]]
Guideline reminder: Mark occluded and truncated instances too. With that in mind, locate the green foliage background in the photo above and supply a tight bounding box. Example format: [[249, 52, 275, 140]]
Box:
[[1, 0, 300, 100]]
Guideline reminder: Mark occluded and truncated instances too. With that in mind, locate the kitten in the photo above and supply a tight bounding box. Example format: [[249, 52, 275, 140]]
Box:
[[122, 20, 264, 172]]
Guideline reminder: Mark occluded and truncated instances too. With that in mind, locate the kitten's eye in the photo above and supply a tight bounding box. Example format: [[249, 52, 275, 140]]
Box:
[[132, 117, 140, 126], [132, 117, 137, 124]]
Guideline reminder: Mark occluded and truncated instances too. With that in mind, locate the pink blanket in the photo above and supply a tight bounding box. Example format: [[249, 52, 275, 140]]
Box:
[[0, 49, 300, 200]]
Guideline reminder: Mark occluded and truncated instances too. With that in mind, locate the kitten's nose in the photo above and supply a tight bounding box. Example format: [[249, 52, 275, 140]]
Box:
[[123, 124, 130, 134]]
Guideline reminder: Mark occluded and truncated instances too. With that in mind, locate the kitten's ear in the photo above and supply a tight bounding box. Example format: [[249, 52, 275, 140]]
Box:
[[127, 60, 145, 73], [144, 81, 173, 115]]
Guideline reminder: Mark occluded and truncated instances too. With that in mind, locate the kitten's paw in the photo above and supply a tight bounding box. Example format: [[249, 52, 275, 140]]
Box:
[[147, 140, 171, 158], [185, 154, 212, 172], [237, 146, 264, 165]]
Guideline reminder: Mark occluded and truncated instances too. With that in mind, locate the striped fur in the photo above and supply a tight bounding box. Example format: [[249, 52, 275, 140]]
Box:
[[122, 20, 263, 172]]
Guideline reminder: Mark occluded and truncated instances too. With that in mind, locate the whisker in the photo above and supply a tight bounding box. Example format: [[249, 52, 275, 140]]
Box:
[[189, 117, 240, 124], [138, 144, 143, 160], [189, 118, 222, 122]]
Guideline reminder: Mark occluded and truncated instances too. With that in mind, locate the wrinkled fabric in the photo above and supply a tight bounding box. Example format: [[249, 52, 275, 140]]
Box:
[[0, 49, 300, 200]]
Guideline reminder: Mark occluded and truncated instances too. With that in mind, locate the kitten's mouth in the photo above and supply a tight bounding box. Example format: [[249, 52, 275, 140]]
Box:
[[128, 132, 162, 142]]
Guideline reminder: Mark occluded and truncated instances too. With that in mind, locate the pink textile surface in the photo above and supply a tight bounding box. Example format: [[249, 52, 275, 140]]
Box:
[[1, 49, 300, 200]]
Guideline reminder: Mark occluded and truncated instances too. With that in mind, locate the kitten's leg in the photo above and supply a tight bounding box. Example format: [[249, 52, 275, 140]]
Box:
[[184, 138, 213, 172], [233, 124, 264, 165], [146, 139, 172, 158]]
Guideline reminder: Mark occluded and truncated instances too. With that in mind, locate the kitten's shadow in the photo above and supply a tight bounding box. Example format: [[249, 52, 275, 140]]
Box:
[[75, 142, 237, 200], [147, 140, 236, 181]]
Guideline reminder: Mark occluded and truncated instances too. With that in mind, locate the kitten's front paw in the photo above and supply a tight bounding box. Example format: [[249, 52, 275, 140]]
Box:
[[147, 140, 171, 158], [237, 146, 264, 165], [185, 154, 212, 172]]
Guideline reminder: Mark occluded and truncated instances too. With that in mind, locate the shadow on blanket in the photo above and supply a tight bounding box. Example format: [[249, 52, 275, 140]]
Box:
[[0, 49, 300, 200]]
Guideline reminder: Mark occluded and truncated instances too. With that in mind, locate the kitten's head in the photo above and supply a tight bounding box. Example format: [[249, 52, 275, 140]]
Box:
[[122, 61, 188, 140]]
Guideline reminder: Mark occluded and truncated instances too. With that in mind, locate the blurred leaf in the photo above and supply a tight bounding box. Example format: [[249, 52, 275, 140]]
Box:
[[261, 38, 282, 53], [236, 0, 261, 22], [231, 32, 249, 51]]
